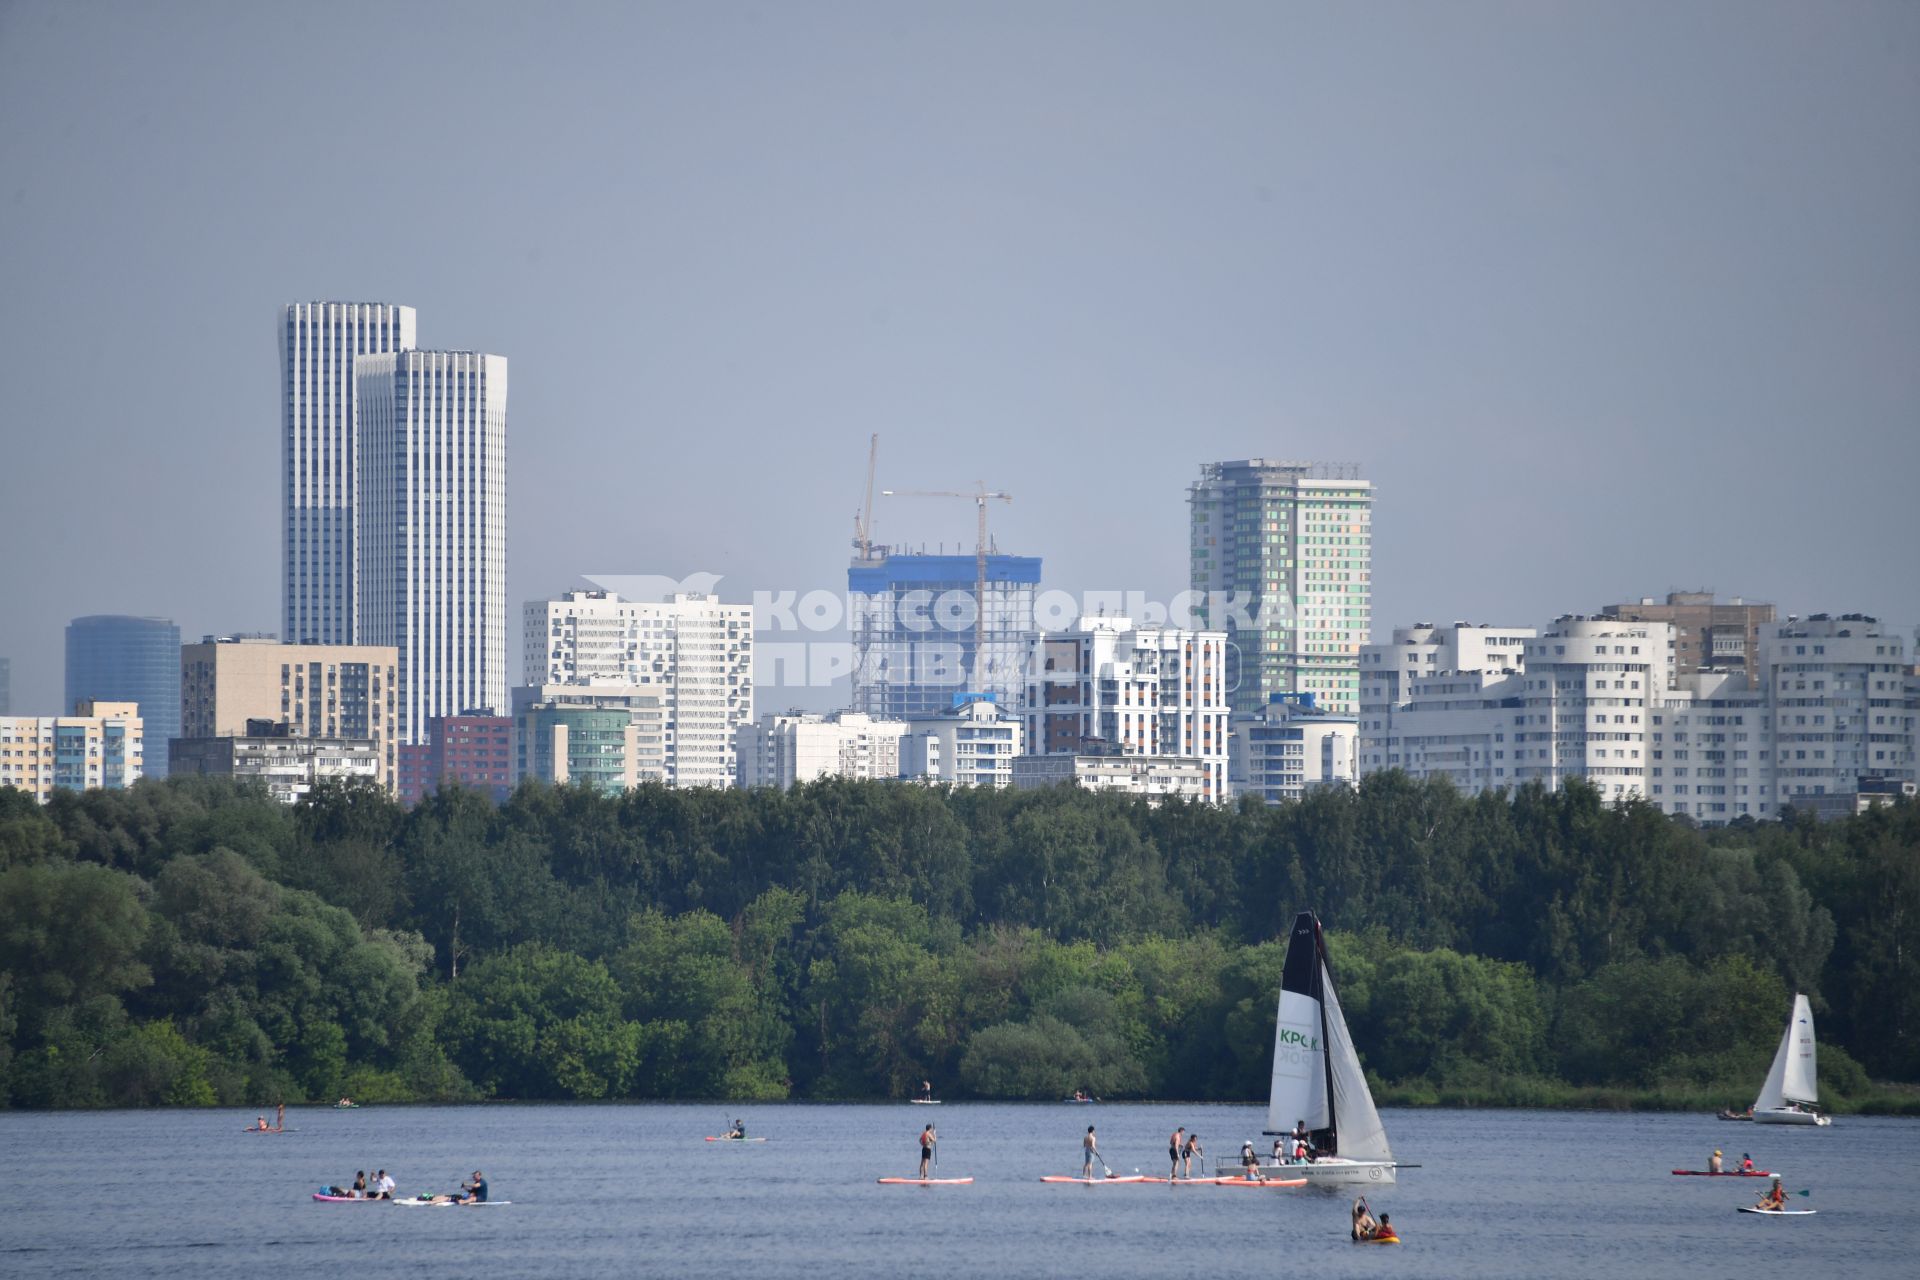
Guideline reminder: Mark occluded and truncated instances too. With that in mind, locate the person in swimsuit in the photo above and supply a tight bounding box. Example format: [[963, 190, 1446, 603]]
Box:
[[1709, 1149, 1723, 1174], [1352, 1196, 1379, 1239], [919, 1125, 937, 1177], [350, 1171, 367, 1199], [1169, 1127, 1186, 1179], [254, 1115, 269, 1131], [1376, 1214, 1394, 1239], [275, 1102, 285, 1132], [1082, 1126, 1099, 1178], [1181, 1133, 1202, 1178], [1755, 1177, 1786, 1210], [1741, 1153, 1755, 1173], [918, 1080, 933, 1102]]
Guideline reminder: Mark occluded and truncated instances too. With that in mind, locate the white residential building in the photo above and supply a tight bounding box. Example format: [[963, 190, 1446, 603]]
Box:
[[355, 349, 507, 744], [1761, 615, 1915, 809], [1188, 460, 1373, 716], [526, 591, 753, 787], [1232, 693, 1359, 804], [737, 711, 908, 788], [901, 696, 1024, 788], [281, 302, 416, 647], [1359, 623, 1535, 792], [1011, 751, 1212, 801], [1648, 671, 1773, 822], [1512, 618, 1672, 800], [1023, 617, 1231, 802]]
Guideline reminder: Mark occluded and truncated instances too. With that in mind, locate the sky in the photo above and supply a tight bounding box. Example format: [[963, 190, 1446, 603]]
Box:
[[1, 0, 1915, 713]]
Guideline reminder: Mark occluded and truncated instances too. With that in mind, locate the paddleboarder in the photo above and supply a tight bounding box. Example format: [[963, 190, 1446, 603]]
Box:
[[725, 1118, 746, 1140], [1352, 1196, 1379, 1240], [919, 1124, 937, 1178], [275, 1102, 285, 1132], [1168, 1126, 1186, 1179], [1082, 1126, 1100, 1178], [371, 1169, 394, 1200], [918, 1080, 934, 1102], [1755, 1177, 1786, 1211], [1181, 1132, 1203, 1178]]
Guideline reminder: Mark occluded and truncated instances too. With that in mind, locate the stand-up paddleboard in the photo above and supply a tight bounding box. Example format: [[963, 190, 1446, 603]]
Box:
[[911, 1098, 941, 1105], [1739, 1206, 1815, 1216], [392, 1197, 512, 1207], [243, 1128, 294, 1134], [1216, 1176, 1308, 1188], [311, 1193, 383, 1202], [1039, 1175, 1153, 1184], [1672, 1169, 1771, 1177], [705, 1136, 770, 1142], [876, 1176, 972, 1185], [1354, 1232, 1401, 1245]]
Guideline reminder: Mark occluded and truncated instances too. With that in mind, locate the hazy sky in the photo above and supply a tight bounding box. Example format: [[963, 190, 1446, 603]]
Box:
[[2, 0, 1916, 712]]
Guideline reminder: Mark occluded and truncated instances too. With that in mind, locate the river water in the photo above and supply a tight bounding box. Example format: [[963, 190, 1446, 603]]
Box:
[[1, 1103, 1913, 1278]]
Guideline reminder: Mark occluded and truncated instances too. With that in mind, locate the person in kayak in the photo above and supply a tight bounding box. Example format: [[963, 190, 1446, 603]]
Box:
[[1755, 1177, 1786, 1210], [1352, 1196, 1379, 1239], [1082, 1126, 1100, 1177], [1168, 1127, 1186, 1179], [1741, 1153, 1755, 1173], [1181, 1133, 1203, 1178], [919, 1124, 937, 1178], [1709, 1149, 1723, 1173]]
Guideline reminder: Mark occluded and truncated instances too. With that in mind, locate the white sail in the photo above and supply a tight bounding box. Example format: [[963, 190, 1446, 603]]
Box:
[[1780, 993, 1818, 1105], [1266, 989, 1329, 1135], [1753, 1015, 1791, 1113], [1321, 963, 1393, 1162]]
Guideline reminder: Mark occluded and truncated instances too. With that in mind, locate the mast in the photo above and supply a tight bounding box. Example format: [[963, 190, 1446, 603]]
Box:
[[1314, 915, 1339, 1156]]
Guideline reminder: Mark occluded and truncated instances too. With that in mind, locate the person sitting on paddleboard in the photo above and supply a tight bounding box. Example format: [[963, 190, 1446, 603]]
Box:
[[1756, 1177, 1785, 1210], [1352, 1197, 1378, 1240], [1181, 1133, 1202, 1179], [350, 1171, 368, 1199], [726, 1119, 746, 1140], [372, 1169, 394, 1200], [1240, 1141, 1264, 1182], [1709, 1149, 1723, 1174], [1169, 1127, 1186, 1179], [1376, 1214, 1394, 1239], [460, 1171, 488, 1204]]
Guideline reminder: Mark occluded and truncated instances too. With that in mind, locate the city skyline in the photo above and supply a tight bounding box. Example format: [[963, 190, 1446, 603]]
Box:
[[3, 3, 1917, 712]]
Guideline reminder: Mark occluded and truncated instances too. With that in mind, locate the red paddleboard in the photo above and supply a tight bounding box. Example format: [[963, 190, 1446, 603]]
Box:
[[1671, 1169, 1770, 1177], [1039, 1175, 1154, 1184], [311, 1193, 381, 1202], [705, 1136, 769, 1142], [877, 1176, 973, 1184]]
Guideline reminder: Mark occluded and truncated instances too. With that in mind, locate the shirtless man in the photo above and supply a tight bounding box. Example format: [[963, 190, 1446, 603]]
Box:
[[1082, 1126, 1100, 1178], [919, 1125, 937, 1178], [1709, 1149, 1723, 1174], [1168, 1126, 1186, 1180]]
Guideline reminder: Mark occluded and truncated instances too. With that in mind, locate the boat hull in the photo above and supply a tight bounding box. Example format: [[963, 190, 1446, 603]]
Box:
[[1751, 1108, 1830, 1126], [1251, 1159, 1397, 1186]]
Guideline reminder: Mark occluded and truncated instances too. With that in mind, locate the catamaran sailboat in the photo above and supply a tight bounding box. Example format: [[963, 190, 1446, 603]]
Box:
[[1751, 993, 1831, 1126], [1253, 912, 1400, 1185]]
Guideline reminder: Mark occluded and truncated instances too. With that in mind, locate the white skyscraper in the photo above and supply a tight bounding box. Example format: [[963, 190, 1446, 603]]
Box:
[[281, 302, 417, 645], [355, 350, 508, 744]]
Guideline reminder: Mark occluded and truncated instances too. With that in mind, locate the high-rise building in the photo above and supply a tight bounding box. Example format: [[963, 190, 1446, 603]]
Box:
[[282, 302, 417, 646], [0, 701, 144, 800], [1761, 615, 1915, 808], [849, 553, 1041, 719], [1189, 460, 1373, 716], [1357, 623, 1536, 788], [1600, 591, 1776, 685], [65, 615, 180, 778], [525, 591, 752, 787], [1513, 618, 1673, 801], [900, 696, 1025, 788], [1023, 617, 1231, 801], [355, 349, 508, 744], [178, 636, 398, 789]]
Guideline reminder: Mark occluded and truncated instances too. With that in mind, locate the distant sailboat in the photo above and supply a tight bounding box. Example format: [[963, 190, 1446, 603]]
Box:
[[1256, 912, 1399, 1185], [1750, 993, 1831, 1127]]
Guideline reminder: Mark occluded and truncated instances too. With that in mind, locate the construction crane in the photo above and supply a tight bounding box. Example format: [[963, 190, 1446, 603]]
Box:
[[881, 482, 1013, 694], [852, 433, 880, 563]]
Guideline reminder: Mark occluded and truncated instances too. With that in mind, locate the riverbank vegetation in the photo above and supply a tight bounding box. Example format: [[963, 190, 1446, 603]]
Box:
[[1, 775, 1915, 1112]]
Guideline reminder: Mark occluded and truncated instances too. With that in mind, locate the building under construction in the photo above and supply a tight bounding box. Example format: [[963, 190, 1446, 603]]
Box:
[[848, 553, 1042, 719]]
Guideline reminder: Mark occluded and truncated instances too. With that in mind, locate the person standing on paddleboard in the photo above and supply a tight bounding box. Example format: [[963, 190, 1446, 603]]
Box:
[[1082, 1126, 1100, 1178], [919, 1124, 937, 1178], [1181, 1133, 1203, 1179]]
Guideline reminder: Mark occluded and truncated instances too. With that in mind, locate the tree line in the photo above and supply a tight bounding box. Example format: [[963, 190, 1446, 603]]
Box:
[[0, 773, 1914, 1109]]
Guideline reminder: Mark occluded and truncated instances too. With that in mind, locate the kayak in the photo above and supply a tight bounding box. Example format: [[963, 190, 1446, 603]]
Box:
[[1671, 1170, 1771, 1177], [311, 1193, 383, 1203], [393, 1197, 512, 1207], [243, 1128, 293, 1134], [1739, 1207, 1815, 1216], [331, 1104, 361, 1110], [705, 1136, 770, 1143], [1064, 1097, 1098, 1104], [911, 1099, 942, 1105], [876, 1177, 972, 1185], [1216, 1176, 1308, 1188], [1039, 1175, 1154, 1184], [1355, 1232, 1401, 1245]]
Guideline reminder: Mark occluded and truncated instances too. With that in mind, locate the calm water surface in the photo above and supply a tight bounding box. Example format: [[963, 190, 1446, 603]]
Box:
[[2, 1103, 1914, 1278]]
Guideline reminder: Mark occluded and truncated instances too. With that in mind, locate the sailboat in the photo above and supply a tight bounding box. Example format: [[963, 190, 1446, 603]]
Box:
[[1255, 912, 1399, 1185], [1750, 993, 1831, 1126]]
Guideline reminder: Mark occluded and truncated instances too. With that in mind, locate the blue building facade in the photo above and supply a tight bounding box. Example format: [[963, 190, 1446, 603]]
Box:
[[849, 554, 1042, 720], [64, 615, 180, 778]]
